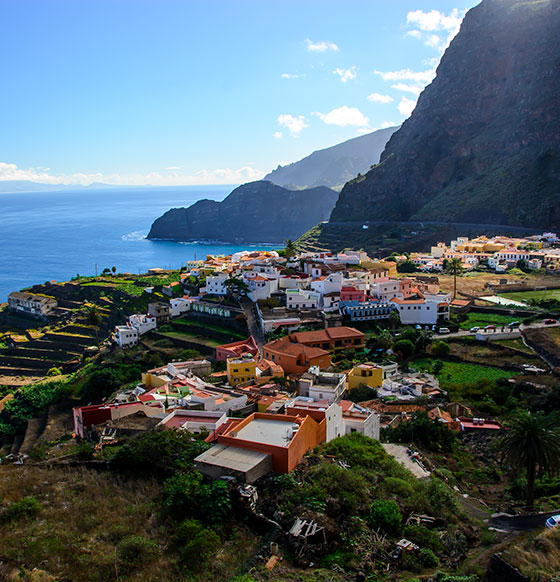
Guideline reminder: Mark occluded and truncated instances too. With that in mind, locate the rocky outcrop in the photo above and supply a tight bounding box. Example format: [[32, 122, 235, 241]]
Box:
[[264, 126, 398, 190], [147, 181, 339, 243], [330, 0, 560, 229]]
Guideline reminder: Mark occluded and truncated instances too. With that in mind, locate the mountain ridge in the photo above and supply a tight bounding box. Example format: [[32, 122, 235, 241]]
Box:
[[330, 0, 560, 230], [264, 126, 398, 190]]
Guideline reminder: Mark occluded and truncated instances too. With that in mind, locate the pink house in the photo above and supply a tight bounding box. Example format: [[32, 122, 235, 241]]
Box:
[[340, 286, 366, 302]]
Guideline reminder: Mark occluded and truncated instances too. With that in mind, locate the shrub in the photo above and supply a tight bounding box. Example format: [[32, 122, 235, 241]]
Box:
[[393, 339, 415, 359], [432, 341, 451, 356], [404, 524, 443, 553], [1, 496, 42, 522], [47, 367, 62, 377], [369, 499, 402, 533], [117, 535, 159, 573], [419, 547, 439, 567]]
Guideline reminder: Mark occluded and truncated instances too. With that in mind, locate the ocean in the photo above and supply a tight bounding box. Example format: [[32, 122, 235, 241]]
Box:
[[0, 186, 275, 301]]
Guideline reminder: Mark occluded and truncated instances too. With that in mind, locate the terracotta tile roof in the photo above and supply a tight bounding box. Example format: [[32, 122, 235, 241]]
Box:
[[264, 339, 329, 359]]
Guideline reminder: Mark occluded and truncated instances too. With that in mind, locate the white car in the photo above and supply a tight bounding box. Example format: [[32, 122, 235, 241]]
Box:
[[545, 515, 560, 528], [469, 327, 480, 333]]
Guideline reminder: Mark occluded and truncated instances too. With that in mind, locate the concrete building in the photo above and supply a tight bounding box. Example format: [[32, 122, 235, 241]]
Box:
[[227, 354, 258, 386], [342, 301, 396, 322], [7, 292, 58, 320], [298, 366, 346, 403], [147, 302, 170, 324], [115, 325, 139, 348], [205, 273, 229, 295], [158, 409, 227, 433], [263, 340, 331, 375], [215, 336, 259, 361], [347, 362, 398, 391], [128, 314, 157, 335], [286, 288, 320, 310]]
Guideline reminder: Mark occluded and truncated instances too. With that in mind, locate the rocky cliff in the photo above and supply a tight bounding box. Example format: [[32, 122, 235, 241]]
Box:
[[264, 126, 397, 190], [330, 0, 560, 229], [147, 181, 338, 243]]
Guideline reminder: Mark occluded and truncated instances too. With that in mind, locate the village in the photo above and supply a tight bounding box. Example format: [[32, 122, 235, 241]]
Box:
[[1, 232, 560, 580]]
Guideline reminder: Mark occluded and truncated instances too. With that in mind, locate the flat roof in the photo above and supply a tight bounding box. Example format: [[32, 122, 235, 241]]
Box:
[[195, 444, 270, 472], [235, 417, 295, 447]]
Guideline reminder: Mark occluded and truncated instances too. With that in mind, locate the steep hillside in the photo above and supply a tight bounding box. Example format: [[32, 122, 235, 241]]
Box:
[[264, 126, 398, 190], [330, 0, 560, 229], [147, 180, 338, 243]]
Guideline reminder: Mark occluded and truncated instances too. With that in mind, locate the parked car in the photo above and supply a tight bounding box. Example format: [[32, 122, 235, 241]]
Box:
[[438, 327, 450, 334], [545, 515, 560, 528], [508, 321, 520, 327], [544, 318, 557, 325], [469, 326, 480, 332], [485, 325, 496, 330]]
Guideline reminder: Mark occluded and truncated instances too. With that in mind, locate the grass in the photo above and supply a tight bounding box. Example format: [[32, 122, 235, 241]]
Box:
[[458, 312, 520, 330], [157, 331, 221, 348], [173, 318, 246, 339], [499, 289, 560, 302], [412, 358, 518, 383], [493, 337, 534, 354]]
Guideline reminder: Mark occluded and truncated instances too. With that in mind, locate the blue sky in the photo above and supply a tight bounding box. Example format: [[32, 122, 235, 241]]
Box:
[[0, 0, 479, 186]]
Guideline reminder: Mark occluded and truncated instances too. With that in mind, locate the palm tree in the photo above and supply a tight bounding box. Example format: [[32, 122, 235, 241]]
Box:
[[497, 411, 560, 507], [284, 239, 296, 260], [85, 305, 103, 346], [224, 277, 250, 300], [446, 257, 463, 299]]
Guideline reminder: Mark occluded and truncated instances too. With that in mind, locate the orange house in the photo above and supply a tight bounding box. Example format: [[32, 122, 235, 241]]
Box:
[[262, 340, 331, 375], [286, 326, 365, 352], [216, 412, 325, 473]]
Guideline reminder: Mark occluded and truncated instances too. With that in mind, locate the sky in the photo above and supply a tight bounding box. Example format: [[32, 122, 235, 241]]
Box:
[[0, 0, 480, 187]]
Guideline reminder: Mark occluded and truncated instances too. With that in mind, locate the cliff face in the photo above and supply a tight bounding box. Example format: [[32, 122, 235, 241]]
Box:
[[264, 126, 398, 190], [330, 0, 560, 229], [147, 181, 339, 243]]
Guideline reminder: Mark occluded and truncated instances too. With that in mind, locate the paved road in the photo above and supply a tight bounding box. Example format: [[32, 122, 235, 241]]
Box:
[[489, 510, 560, 532], [240, 297, 265, 355], [436, 321, 560, 340], [382, 443, 430, 479]]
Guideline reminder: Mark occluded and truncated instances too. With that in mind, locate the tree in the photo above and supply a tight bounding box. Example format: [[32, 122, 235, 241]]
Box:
[[85, 305, 103, 346], [377, 329, 393, 351], [432, 340, 450, 356], [393, 339, 414, 359], [497, 411, 560, 506], [224, 277, 249, 298], [446, 257, 464, 299], [389, 309, 400, 331], [111, 265, 117, 275], [284, 239, 296, 260]]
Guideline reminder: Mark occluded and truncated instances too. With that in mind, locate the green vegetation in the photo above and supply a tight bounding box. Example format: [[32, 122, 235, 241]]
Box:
[[500, 289, 560, 302], [385, 413, 458, 452], [458, 312, 520, 330], [412, 358, 517, 384]]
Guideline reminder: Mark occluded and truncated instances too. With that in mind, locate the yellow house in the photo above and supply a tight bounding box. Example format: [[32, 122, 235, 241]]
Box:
[[227, 354, 257, 386], [347, 363, 384, 391]]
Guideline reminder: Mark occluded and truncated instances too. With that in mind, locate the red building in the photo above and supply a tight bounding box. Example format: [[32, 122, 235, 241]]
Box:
[[215, 335, 259, 361]]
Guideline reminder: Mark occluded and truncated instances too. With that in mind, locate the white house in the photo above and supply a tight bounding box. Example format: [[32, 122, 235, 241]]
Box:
[[278, 274, 312, 290], [115, 325, 139, 348], [170, 297, 191, 317], [391, 293, 451, 325], [340, 400, 380, 440], [205, 273, 229, 296], [298, 367, 346, 403], [128, 314, 157, 335], [245, 275, 279, 302], [285, 288, 320, 310], [310, 272, 343, 296]]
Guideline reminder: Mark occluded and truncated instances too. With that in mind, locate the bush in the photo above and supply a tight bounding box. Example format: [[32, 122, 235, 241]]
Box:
[[369, 499, 402, 533], [117, 535, 159, 573], [404, 524, 443, 553], [1, 496, 42, 522], [47, 367, 62, 377], [179, 520, 221, 566], [393, 339, 415, 359], [432, 341, 451, 356], [387, 413, 458, 452], [419, 547, 439, 567]]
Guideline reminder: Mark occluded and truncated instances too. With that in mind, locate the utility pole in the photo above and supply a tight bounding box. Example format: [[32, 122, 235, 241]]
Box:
[[95, 263, 98, 277]]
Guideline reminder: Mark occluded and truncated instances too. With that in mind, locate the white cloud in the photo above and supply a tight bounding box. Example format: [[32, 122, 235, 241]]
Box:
[[406, 29, 422, 39], [333, 66, 358, 83], [314, 106, 369, 127], [398, 97, 417, 117], [164, 166, 181, 171], [281, 73, 304, 79], [367, 93, 394, 104], [356, 120, 397, 135], [407, 8, 462, 32], [277, 114, 308, 137], [406, 8, 464, 51], [374, 68, 436, 84], [391, 82, 424, 96], [0, 161, 265, 187], [273, 131, 283, 139], [305, 38, 339, 52]]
